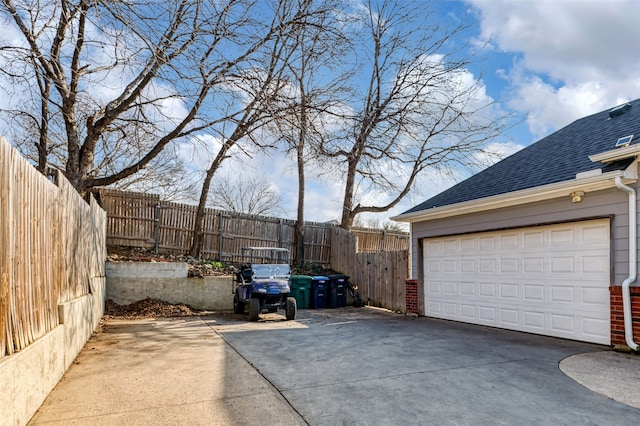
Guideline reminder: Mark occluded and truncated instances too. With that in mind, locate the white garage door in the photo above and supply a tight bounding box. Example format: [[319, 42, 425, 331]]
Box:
[[423, 219, 611, 344]]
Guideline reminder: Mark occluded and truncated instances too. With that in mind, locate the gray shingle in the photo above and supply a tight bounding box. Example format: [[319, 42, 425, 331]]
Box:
[[404, 99, 640, 214]]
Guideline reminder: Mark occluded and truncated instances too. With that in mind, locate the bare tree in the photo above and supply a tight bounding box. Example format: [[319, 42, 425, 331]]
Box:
[[209, 174, 285, 216], [353, 217, 407, 232], [0, 0, 301, 196], [270, 0, 350, 262], [188, 0, 333, 258], [316, 1, 511, 229]]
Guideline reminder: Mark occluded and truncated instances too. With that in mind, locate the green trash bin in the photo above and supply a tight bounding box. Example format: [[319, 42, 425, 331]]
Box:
[[289, 275, 312, 309]]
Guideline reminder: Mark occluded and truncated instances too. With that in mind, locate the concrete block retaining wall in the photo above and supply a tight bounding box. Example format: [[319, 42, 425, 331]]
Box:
[[106, 262, 234, 311], [0, 277, 106, 426]]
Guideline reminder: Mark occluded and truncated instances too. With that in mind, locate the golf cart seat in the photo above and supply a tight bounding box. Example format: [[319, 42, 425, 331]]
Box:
[[240, 265, 252, 283]]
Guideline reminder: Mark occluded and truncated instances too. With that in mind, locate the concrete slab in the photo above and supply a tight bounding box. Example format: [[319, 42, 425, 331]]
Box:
[[560, 351, 640, 409], [212, 308, 640, 425], [28, 318, 305, 426], [29, 308, 640, 425]]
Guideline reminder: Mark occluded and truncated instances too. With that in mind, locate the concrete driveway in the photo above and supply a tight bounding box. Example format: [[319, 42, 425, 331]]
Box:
[[30, 307, 639, 425]]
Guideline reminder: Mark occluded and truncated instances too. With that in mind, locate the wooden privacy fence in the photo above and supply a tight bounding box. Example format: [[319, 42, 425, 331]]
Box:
[[98, 189, 410, 313], [98, 189, 408, 263], [330, 229, 408, 313], [0, 137, 106, 358], [352, 251, 409, 313], [350, 228, 409, 253]]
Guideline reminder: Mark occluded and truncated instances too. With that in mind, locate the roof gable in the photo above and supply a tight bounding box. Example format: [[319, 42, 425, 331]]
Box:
[[404, 98, 640, 214]]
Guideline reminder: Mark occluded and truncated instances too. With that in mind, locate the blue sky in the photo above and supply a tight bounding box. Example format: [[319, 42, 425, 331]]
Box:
[[227, 0, 640, 225], [3, 0, 639, 226]]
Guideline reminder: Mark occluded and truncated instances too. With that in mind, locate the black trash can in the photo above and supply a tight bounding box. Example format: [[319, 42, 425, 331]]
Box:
[[328, 274, 348, 308], [311, 276, 329, 309]]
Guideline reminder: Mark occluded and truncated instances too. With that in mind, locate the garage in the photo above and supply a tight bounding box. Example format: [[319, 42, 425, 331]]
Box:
[[423, 219, 611, 344]]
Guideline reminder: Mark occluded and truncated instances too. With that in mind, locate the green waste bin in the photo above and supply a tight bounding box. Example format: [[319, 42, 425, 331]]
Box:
[[289, 275, 312, 309]]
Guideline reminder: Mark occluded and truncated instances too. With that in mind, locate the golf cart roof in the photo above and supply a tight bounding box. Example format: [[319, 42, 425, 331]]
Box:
[[241, 247, 289, 253]]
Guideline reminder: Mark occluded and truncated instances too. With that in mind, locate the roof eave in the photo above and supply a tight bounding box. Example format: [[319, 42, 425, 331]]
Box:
[[589, 144, 640, 163], [392, 168, 636, 224]]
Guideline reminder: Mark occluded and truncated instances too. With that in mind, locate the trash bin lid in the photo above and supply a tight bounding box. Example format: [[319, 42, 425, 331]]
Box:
[[328, 274, 350, 281]]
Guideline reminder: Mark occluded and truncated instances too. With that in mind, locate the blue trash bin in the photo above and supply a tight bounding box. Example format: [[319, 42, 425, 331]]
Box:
[[311, 276, 329, 309]]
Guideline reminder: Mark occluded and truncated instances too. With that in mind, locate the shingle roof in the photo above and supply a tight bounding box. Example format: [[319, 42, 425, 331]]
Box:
[[403, 98, 640, 214]]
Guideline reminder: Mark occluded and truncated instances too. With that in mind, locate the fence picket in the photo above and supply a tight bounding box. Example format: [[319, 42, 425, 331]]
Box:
[[0, 137, 106, 358]]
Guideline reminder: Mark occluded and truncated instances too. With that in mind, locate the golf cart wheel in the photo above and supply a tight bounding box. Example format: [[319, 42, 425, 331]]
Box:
[[248, 298, 260, 321], [233, 295, 245, 314], [285, 297, 297, 320]]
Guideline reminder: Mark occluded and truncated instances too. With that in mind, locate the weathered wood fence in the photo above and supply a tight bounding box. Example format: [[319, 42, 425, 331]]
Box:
[[329, 229, 408, 312], [0, 137, 106, 358], [350, 227, 410, 252], [354, 251, 409, 313], [98, 189, 408, 263], [99, 189, 410, 312]]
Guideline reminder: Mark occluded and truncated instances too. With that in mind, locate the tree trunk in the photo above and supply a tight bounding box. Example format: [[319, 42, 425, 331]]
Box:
[[190, 139, 235, 259], [340, 156, 358, 230], [294, 142, 305, 263]]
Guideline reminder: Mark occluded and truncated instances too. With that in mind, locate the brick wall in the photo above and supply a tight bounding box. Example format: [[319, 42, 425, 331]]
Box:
[[406, 279, 418, 315], [610, 286, 640, 347]]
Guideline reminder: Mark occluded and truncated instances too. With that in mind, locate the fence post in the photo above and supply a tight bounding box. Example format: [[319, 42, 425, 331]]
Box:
[[154, 203, 161, 254], [218, 211, 224, 262]]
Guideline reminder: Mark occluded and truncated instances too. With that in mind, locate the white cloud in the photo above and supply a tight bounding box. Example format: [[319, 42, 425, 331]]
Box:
[[473, 140, 524, 169], [467, 0, 640, 137]]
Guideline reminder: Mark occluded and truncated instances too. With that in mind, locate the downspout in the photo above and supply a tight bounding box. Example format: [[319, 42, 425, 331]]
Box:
[[614, 176, 639, 351]]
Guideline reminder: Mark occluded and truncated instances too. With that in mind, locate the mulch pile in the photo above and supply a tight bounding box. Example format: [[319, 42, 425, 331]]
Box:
[[104, 298, 209, 319]]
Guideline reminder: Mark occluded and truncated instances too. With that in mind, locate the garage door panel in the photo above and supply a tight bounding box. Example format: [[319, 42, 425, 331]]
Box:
[[499, 284, 518, 299], [523, 311, 545, 329], [460, 260, 475, 272], [550, 228, 574, 244], [443, 282, 457, 295], [478, 282, 496, 297], [427, 260, 441, 272], [523, 257, 544, 273], [500, 308, 519, 325], [443, 302, 457, 316], [582, 223, 609, 242], [582, 255, 609, 273], [550, 286, 575, 303], [428, 281, 442, 294], [582, 287, 609, 305], [460, 304, 475, 319], [500, 234, 518, 248], [477, 306, 496, 322], [500, 258, 518, 273], [550, 257, 575, 273], [479, 259, 496, 272], [479, 236, 496, 250], [524, 284, 545, 301], [424, 219, 610, 344], [583, 317, 610, 338], [550, 314, 575, 333], [460, 282, 475, 295], [460, 238, 475, 250], [524, 231, 544, 247]]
